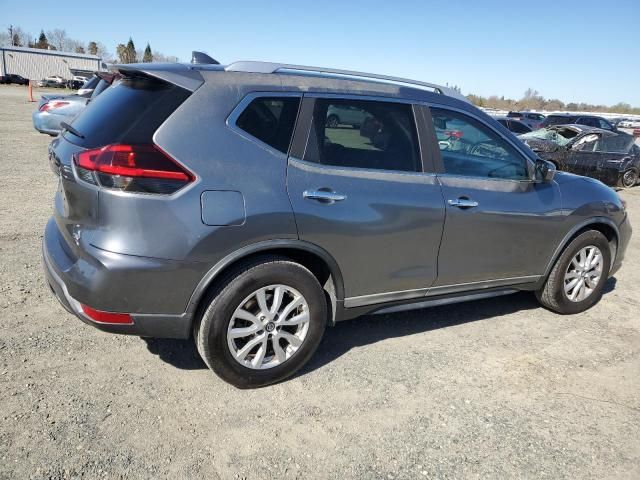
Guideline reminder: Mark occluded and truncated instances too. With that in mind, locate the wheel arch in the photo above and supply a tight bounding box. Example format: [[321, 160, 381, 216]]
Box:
[[185, 240, 345, 324], [542, 217, 619, 281]]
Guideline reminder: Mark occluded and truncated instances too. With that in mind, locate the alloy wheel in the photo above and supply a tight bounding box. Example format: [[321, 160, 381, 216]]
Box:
[[227, 285, 310, 369], [563, 246, 603, 302]]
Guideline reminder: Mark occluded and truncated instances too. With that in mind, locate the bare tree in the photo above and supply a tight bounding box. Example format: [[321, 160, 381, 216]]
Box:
[[46, 28, 69, 51]]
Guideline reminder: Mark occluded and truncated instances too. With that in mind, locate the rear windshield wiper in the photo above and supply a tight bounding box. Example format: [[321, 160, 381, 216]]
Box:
[[60, 121, 85, 139]]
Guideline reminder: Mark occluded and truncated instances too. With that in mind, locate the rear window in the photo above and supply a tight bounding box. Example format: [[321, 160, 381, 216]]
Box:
[[236, 97, 301, 154], [82, 76, 100, 90], [64, 77, 191, 148], [507, 112, 521, 118]]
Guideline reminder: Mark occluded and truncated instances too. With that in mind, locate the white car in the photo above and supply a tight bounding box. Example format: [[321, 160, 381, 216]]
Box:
[[37, 76, 66, 88]]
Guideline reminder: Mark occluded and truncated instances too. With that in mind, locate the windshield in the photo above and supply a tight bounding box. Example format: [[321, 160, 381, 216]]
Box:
[[519, 127, 576, 146]]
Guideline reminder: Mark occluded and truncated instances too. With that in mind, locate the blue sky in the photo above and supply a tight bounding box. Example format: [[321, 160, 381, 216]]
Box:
[[3, 0, 639, 105]]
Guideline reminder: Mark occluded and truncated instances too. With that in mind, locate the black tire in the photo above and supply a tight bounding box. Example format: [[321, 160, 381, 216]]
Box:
[[194, 256, 327, 388], [536, 230, 611, 314], [326, 114, 339, 128], [619, 168, 638, 188]]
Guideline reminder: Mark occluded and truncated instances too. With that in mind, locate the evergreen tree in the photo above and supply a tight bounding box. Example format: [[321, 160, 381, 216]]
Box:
[[126, 37, 137, 63], [87, 41, 98, 55], [36, 30, 48, 49], [143, 43, 153, 63]]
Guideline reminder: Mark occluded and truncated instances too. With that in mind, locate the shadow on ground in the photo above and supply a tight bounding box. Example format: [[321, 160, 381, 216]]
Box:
[[143, 278, 617, 373]]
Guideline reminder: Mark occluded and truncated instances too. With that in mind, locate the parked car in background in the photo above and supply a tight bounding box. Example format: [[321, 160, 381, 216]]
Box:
[[42, 59, 631, 388], [67, 76, 89, 89], [33, 74, 118, 136], [37, 76, 66, 88], [618, 118, 640, 129], [495, 117, 533, 134], [0, 73, 29, 85], [540, 113, 616, 131], [520, 125, 639, 187], [507, 111, 546, 129], [326, 104, 369, 128], [77, 75, 100, 96]]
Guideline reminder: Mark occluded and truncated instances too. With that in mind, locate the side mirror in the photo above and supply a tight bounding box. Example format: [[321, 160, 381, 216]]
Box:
[[535, 159, 556, 182]]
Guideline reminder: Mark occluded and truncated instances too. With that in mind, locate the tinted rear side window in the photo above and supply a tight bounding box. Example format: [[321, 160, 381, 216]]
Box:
[[303, 98, 420, 172], [64, 77, 191, 148], [236, 97, 301, 154], [511, 120, 531, 134], [543, 115, 577, 126]]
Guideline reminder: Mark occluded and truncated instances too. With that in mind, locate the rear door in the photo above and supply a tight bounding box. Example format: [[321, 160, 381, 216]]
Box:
[[286, 96, 445, 307]]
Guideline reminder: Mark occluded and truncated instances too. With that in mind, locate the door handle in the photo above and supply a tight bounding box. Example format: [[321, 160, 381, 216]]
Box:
[[303, 190, 347, 203], [448, 198, 478, 208]]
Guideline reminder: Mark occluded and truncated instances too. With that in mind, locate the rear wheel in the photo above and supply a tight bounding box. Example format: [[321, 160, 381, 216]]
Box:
[[536, 230, 611, 314], [195, 256, 327, 388]]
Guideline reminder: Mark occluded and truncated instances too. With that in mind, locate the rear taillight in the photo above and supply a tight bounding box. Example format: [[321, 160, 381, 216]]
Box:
[[39, 101, 69, 112], [73, 144, 194, 194], [81, 304, 133, 324]]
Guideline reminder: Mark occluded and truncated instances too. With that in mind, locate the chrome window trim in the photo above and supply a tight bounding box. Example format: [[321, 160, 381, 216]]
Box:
[[226, 91, 303, 158]]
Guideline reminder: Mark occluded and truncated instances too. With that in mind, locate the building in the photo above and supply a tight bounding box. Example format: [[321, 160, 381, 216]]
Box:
[[0, 46, 104, 81]]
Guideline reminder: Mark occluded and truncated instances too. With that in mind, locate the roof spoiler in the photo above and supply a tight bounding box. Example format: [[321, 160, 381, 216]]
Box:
[[115, 63, 205, 92]]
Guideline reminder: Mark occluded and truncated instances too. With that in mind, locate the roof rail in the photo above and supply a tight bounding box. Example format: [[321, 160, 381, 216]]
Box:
[[224, 61, 469, 103]]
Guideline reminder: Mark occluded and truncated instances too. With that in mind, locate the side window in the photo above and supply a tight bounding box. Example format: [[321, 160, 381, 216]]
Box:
[[598, 118, 612, 130], [572, 133, 600, 152], [303, 98, 420, 172], [236, 97, 301, 154], [578, 117, 598, 128], [430, 108, 530, 180], [511, 121, 531, 134], [597, 134, 633, 153]]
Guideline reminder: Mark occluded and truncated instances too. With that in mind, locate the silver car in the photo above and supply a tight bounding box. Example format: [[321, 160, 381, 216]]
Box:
[[43, 59, 632, 388]]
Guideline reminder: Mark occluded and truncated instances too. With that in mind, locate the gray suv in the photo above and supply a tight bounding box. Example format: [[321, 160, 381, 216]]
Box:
[[43, 60, 632, 388]]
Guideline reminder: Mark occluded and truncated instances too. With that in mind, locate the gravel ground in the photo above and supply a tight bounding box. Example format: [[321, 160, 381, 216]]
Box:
[[1, 84, 639, 479]]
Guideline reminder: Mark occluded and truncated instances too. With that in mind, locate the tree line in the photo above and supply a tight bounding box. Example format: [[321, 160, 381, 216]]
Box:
[[1, 24, 178, 64], [467, 88, 640, 115]]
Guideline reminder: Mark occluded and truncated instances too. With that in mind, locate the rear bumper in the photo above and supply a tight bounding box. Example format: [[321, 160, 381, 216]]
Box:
[[42, 218, 195, 338], [32, 110, 62, 136]]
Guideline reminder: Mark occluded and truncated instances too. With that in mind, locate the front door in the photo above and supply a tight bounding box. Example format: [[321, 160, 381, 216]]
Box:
[[287, 96, 445, 307], [429, 107, 565, 290]]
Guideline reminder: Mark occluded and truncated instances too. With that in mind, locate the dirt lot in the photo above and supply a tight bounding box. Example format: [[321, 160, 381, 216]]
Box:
[[1, 84, 639, 479]]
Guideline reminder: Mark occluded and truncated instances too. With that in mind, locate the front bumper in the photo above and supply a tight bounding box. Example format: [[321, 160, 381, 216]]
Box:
[[610, 212, 632, 276], [42, 218, 194, 338]]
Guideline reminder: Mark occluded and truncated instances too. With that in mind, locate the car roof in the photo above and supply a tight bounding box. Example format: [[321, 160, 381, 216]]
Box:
[[115, 61, 473, 109], [552, 124, 614, 135]]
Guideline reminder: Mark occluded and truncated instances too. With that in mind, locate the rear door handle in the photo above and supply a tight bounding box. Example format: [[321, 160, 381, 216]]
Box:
[[448, 198, 479, 208], [303, 190, 347, 203]]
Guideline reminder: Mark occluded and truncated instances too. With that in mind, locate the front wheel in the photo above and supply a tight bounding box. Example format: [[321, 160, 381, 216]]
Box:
[[536, 230, 611, 314], [195, 256, 327, 388], [619, 168, 638, 188]]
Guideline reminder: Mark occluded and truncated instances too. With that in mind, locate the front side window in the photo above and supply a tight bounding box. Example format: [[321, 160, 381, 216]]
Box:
[[303, 98, 420, 172], [236, 97, 301, 154], [598, 118, 613, 130], [431, 108, 529, 180], [571, 133, 601, 152]]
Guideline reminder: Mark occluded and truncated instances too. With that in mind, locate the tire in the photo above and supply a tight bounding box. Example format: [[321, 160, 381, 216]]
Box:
[[536, 230, 611, 314], [326, 114, 339, 128], [619, 168, 638, 188], [194, 256, 327, 388]]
